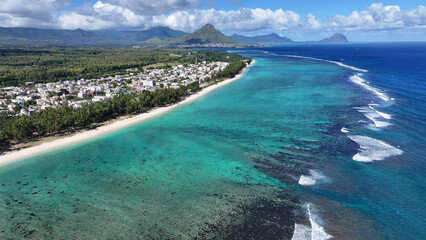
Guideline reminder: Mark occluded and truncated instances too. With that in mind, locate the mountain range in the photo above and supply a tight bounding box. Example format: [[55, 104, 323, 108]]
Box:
[[0, 24, 348, 46], [230, 33, 293, 44]]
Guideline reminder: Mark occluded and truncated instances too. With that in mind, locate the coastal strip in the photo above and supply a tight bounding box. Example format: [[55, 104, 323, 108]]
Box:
[[0, 60, 255, 168]]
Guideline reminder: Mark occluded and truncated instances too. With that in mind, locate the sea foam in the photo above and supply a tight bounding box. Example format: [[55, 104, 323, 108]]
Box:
[[356, 106, 391, 128], [308, 204, 333, 240], [298, 170, 330, 186], [348, 135, 403, 162], [291, 224, 312, 240], [341, 127, 350, 133], [369, 105, 391, 119], [260, 51, 368, 73], [291, 204, 332, 240], [349, 75, 390, 102], [281, 54, 368, 72]]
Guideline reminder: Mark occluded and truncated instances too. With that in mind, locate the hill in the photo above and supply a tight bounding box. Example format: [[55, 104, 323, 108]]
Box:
[[170, 24, 236, 45], [230, 33, 293, 44], [318, 33, 348, 43], [0, 27, 106, 45], [92, 26, 187, 42], [0, 27, 187, 46]]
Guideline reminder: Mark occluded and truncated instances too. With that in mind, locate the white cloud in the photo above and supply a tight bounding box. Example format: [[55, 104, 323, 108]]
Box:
[[311, 3, 426, 31], [306, 13, 321, 30], [103, 0, 202, 15], [0, 0, 70, 27], [58, 1, 150, 30], [0, 1, 425, 36], [152, 8, 302, 32]]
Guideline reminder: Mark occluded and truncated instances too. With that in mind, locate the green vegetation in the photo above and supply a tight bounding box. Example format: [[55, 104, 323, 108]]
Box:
[[0, 83, 201, 148], [169, 24, 236, 45], [0, 47, 252, 148], [0, 48, 249, 86], [214, 60, 250, 79], [0, 26, 187, 46]]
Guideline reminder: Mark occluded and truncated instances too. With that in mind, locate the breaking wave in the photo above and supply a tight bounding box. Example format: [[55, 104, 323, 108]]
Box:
[[349, 74, 390, 102], [341, 127, 350, 133], [261, 51, 368, 72], [356, 105, 391, 128], [347, 135, 403, 162], [291, 224, 312, 240], [298, 170, 330, 186], [291, 204, 332, 240]]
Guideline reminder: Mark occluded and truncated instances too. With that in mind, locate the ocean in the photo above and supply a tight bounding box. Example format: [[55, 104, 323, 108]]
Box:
[[0, 43, 425, 239]]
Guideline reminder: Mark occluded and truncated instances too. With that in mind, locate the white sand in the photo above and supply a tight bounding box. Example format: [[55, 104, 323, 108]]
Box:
[[0, 60, 255, 167]]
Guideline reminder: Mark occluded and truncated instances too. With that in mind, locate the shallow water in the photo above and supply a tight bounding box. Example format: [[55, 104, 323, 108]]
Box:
[[1, 43, 425, 239]]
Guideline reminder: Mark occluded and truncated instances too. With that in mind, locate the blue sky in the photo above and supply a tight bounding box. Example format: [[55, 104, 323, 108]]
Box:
[[1, 0, 426, 41]]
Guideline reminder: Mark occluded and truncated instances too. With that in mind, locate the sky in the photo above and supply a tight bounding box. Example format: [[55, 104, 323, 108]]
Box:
[[0, 0, 425, 41]]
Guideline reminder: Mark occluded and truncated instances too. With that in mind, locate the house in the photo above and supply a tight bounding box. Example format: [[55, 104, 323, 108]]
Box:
[[78, 92, 87, 98]]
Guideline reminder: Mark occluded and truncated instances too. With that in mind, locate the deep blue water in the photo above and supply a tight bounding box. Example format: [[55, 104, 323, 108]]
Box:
[[250, 43, 426, 239]]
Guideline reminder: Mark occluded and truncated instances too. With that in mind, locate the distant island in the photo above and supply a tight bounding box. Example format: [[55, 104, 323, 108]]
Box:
[[0, 24, 349, 47]]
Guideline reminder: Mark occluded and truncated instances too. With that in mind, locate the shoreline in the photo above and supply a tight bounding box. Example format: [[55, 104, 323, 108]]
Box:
[[0, 60, 255, 168]]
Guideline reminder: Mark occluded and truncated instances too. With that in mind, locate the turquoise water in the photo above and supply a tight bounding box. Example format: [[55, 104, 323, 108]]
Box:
[[1, 46, 424, 239]]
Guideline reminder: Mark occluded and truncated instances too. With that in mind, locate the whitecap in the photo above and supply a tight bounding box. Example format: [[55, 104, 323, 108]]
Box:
[[356, 106, 390, 128], [291, 204, 332, 240], [341, 127, 350, 133], [349, 75, 390, 102], [259, 51, 368, 72], [275, 53, 368, 72], [328, 60, 368, 72], [375, 110, 392, 120], [368, 105, 392, 119], [298, 170, 330, 186], [308, 204, 333, 240], [291, 224, 312, 240], [347, 135, 403, 162]]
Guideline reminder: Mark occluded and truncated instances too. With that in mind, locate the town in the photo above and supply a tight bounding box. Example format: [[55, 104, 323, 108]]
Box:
[[0, 61, 229, 116]]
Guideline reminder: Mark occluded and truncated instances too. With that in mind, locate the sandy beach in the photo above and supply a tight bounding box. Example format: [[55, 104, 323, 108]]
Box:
[[0, 60, 255, 168]]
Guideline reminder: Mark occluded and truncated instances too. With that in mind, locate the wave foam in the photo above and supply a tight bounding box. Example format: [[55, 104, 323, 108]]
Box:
[[291, 224, 312, 240], [341, 127, 350, 133], [260, 50, 368, 72], [350, 75, 390, 102], [298, 170, 330, 186], [356, 106, 391, 128], [370, 106, 392, 119], [348, 135, 403, 162], [308, 204, 333, 240], [291, 204, 332, 240], [280, 54, 368, 72]]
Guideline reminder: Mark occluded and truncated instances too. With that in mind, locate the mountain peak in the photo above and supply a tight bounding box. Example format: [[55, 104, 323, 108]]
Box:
[[201, 24, 216, 30], [319, 33, 348, 43], [171, 24, 236, 45]]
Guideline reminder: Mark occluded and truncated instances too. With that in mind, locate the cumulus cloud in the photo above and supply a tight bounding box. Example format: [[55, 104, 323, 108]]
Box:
[[152, 8, 302, 32], [0, 1, 425, 35], [58, 2, 303, 31], [306, 13, 321, 30], [103, 0, 202, 15], [310, 3, 426, 31], [58, 1, 150, 30], [0, 0, 70, 27]]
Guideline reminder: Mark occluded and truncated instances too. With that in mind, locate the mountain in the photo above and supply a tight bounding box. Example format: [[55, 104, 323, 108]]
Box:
[[318, 33, 348, 43], [170, 24, 236, 45], [0, 26, 187, 46], [230, 33, 293, 44], [92, 26, 187, 42], [0, 27, 106, 45]]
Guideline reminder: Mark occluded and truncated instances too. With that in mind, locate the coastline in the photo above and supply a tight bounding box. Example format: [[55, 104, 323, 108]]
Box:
[[0, 60, 255, 168]]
